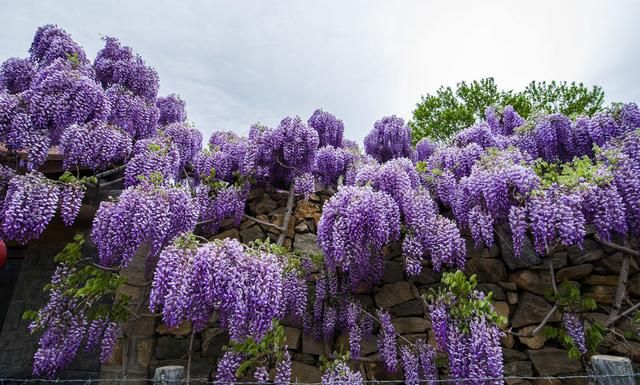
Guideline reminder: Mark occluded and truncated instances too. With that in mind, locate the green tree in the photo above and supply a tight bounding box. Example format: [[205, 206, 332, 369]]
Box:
[[410, 78, 605, 143]]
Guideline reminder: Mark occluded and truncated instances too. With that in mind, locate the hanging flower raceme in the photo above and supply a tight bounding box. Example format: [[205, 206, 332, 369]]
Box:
[[321, 359, 363, 385], [59, 121, 133, 171], [150, 236, 289, 339], [124, 136, 181, 187], [314, 145, 353, 186], [106, 84, 160, 140], [427, 272, 505, 385], [353, 157, 420, 214], [562, 312, 587, 354], [91, 181, 198, 267], [294, 172, 315, 199], [162, 122, 202, 170], [26, 57, 110, 145], [248, 117, 319, 187], [156, 94, 187, 125], [364, 115, 413, 162], [453, 148, 539, 248], [93, 36, 159, 102], [454, 122, 506, 150], [0, 91, 50, 171], [195, 183, 247, 235], [401, 188, 466, 274], [307, 108, 344, 148], [376, 309, 398, 373], [415, 137, 437, 162], [0, 172, 59, 243], [29, 25, 89, 68], [485, 105, 525, 136], [194, 131, 250, 183], [317, 185, 400, 287], [0, 57, 35, 94]]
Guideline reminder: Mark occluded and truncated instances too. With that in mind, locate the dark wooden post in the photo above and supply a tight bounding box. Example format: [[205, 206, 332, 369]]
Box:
[[591, 355, 635, 385]]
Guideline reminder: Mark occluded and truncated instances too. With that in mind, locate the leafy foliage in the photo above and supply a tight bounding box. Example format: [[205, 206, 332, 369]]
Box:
[[411, 78, 605, 142]]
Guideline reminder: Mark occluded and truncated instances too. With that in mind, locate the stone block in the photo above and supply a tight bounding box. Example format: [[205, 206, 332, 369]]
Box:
[[290, 361, 322, 383], [464, 258, 508, 283], [527, 348, 582, 375], [293, 233, 322, 256], [391, 317, 430, 334], [302, 334, 325, 356], [375, 282, 414, 308], [517, 325, 548, 349], [512, 292, 560, 329], [556, 264, 593, 282], [284, 326, 302, 350], [390, 299, 424, 317], [239, 225, 266, 243]]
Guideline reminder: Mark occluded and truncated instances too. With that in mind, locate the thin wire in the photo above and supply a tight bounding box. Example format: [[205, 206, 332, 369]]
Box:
[[1, 372, 640, 384]]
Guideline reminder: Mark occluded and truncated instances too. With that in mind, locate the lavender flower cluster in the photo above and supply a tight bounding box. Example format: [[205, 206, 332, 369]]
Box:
[[162, 122, 203, 170], [429, 299, 503, 384], [0, 172, 59, 243], [91, 182, 198, 267], [59, 121, 133, 170], [156, 94, 187, 126], [124, 136, 181, 187], [364, 115, 413, 162], [318, 185, 400, 287], [150, 237, 288, 339], [321, 359, 363, 385], [308, 108, 344, 148]]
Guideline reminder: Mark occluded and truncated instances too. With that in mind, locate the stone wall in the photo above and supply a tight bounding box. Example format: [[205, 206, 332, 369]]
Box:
[[139, 187, 640, 384], [0, 187, 638, 383], [0, 214, 101, 379]]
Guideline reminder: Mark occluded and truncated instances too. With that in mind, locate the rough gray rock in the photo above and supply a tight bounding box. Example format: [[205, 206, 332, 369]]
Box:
[[375, 282, 415, 308], [496, 224, 541, 270], [528, 348, 583, 375], [293, 233, 322, 256], [511, 292, 560, 329]]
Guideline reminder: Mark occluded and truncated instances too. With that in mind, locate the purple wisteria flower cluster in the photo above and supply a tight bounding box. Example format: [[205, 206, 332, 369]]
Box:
[[124, 136, 181, 187], [364, 115, 413, 162], [318, 185, 400, 287], [59, 121, 133, 171], [308, 108, 344, 148], [91, 182, 198, 267], [156, 94, 187, 126], [428, 288, 504, 384], [150, 236, 296, 339], [0, 172, 59, 243], [321, 359, 363, 385]]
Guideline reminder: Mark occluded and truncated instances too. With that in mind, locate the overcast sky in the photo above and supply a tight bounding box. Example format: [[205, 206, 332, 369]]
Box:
[[1, 0, 639, 144]]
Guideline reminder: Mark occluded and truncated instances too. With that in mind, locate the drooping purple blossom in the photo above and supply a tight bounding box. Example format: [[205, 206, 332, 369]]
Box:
[[91, 183, 198, 267], [0, 172, 59, 244], [308, 109, 344, 148], [94, 36, 159, 101], [318, 185, 400, 287], [156, 94, 187, 125], [321, 359, 363, 385], [563, 312, 587, 354], [0, 57, 35, 94], [29, 25, 89, 68], [106, 84, 159, 139], [59, 121, 133, 171], [376, 309, 398, 373], [364, 115, 413, 162]]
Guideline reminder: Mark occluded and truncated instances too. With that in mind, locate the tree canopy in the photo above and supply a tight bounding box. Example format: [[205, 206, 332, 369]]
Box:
[[410, 78, 605, 143]]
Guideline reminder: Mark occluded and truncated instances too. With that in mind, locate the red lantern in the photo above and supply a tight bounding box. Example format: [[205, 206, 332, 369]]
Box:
[[0, 240, 6, 269]]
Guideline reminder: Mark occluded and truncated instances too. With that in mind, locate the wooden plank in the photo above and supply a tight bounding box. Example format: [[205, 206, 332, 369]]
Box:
[[591, 355, 635, 385]]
